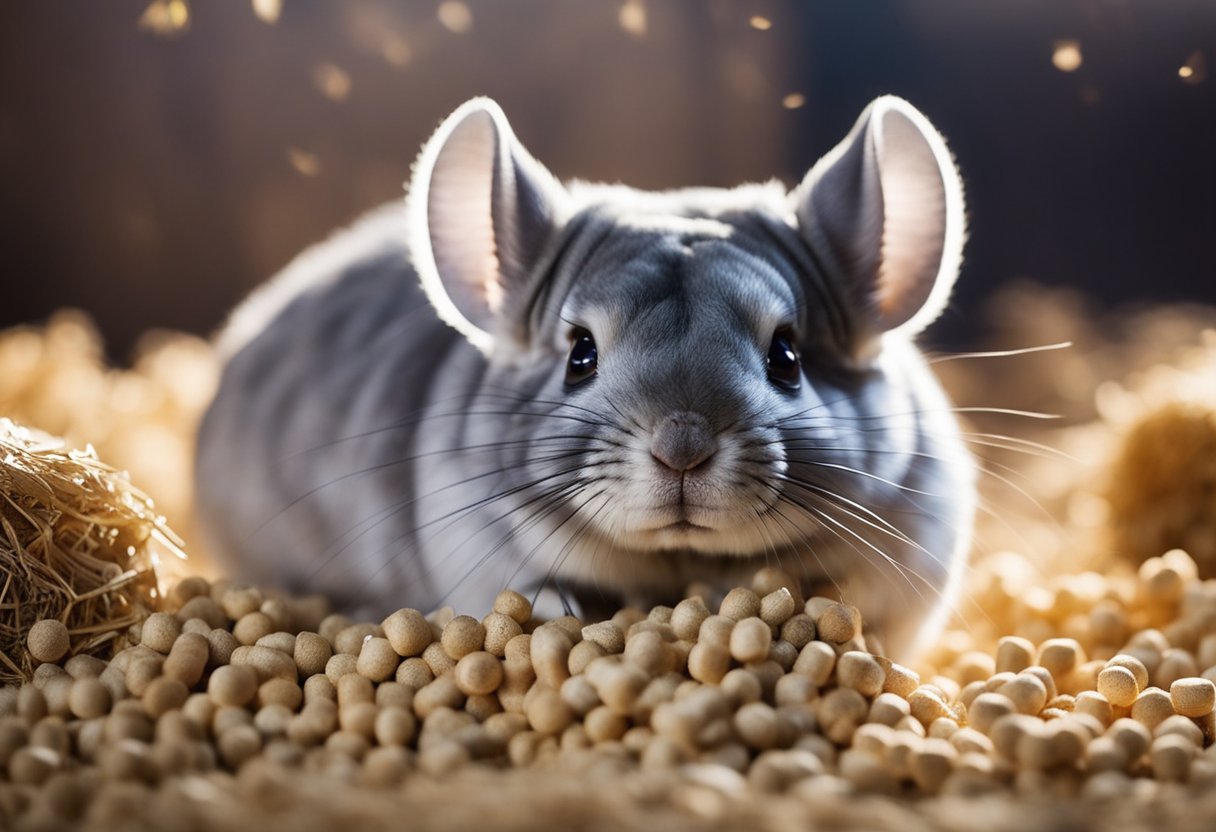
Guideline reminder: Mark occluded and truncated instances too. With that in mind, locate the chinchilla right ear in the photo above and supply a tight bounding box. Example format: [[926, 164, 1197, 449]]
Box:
[[407, 97, 568, 353], [791, 96, 965, 356]]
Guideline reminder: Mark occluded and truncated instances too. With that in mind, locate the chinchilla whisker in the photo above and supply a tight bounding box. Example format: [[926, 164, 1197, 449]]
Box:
[[774, 475, 927, 557], [760, 500, 846, 598], [257, 444, 601, 538], [925, 340, 1072, 364], [529, 489, 615, 612]]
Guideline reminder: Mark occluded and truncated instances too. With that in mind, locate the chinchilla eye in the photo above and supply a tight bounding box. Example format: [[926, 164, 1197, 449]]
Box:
[[565, 328, 598, 385], [767, 328, 801, 391]]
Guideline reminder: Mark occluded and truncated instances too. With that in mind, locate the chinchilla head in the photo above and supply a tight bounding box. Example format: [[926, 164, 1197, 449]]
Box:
[[406, 96, 972, 631]]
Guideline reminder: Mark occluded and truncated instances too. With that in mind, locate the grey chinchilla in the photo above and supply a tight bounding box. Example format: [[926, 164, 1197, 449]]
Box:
[[194, 96, 975, 659]]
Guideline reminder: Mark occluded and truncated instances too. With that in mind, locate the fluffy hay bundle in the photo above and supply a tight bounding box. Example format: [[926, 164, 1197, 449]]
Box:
[[0, 417, 181, 684]]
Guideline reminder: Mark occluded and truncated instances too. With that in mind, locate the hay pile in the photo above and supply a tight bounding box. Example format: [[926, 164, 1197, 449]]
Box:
[[0, 419, 182, 686], [1, 297, 1215, 831]]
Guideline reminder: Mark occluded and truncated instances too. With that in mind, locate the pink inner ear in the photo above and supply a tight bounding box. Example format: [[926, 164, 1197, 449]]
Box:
[[426, 110, 503, 325], [873, 108, 948, 331]]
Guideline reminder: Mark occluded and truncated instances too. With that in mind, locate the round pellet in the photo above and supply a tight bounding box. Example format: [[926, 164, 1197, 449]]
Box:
[[759, 588, 797, 627], [381, 609, 433, 657], [792, 641, 836, 687], [232, 612, 275, 647], [837, 652, 885, 698], [1131, 687, 1175, 732], [142, 677, 189, 718], [581, 621, 625, 654], [1097, 666, 1139, 708], [1036, 638, 1082, 681], [440, 616, 486, 661], [395, 657, 434, 690], [455, 652, 504, 696], [67, 678, 110, 720], [27, 620, 70, 664], [999, 673, 1048, 715], [624, 630, 668, 675], [687, 642, 730, 685], [995, 636, 1035, 674], [729, 617, 772, 664], [530, 625, 573, 689], [493, 590, 533, 625], [815, 603, 860, 645], [719, 587, 761, 621], [735, 701, 779, 750], [159, 632, 207, 688], [670, 597, 710, 641], [1169, 677, 1215, 718], [208, 665, 258, 708], [525, 686, 573, 736], [482, 613, 523, 657], [356, 637, 400, 682]]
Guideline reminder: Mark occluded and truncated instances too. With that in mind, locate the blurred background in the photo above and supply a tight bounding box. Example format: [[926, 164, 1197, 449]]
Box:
[[0, 0, 1213, 359]]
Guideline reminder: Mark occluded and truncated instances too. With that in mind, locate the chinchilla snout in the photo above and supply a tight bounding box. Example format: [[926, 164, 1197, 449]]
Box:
[[650, 411, 718, 473]]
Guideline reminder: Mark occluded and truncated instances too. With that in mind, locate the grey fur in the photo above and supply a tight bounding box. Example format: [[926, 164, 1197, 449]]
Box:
[[195, 96, 975, 658]]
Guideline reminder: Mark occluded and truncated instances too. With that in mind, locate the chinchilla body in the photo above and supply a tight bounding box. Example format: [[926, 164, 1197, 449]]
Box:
[[196, 97, 975, 658]]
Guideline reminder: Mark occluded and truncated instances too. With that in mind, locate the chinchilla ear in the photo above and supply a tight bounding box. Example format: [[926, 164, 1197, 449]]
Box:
[[408, 98, 567, 352], [791, 96, 965, 349]]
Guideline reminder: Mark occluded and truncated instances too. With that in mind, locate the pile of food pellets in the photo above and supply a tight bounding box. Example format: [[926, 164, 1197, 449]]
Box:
[[4, 544, 1216, 831]]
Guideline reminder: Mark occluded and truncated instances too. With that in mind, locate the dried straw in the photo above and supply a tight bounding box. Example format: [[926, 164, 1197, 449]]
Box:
[[0, 417, 181, 684]]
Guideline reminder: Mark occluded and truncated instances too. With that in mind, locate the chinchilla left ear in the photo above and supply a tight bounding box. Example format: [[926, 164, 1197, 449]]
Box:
[[790, 96, 965, 351], [408, 97, 568, 352]]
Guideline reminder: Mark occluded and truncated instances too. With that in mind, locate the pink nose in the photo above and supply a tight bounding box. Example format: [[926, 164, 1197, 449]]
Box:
[[651, 411, 717, 472]]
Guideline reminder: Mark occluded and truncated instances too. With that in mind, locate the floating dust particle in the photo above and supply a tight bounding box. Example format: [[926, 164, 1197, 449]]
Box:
[[749, 16, 772, 31], [286, 148, 321, 177], [619, 0, 647, 37], [1179, 51, 1206, 83], [251, 0, 281, 24], [312, 63, 352, 102], [782, 93, 806, 110], [437, 1, 473, 34], [1052, 40, 1083, 73], [138, 0, 190, 37]]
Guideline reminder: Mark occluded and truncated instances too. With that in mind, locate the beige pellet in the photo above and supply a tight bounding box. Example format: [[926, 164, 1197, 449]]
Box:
[[568, 639, 607, 676], [997, 637, 1036, 676], [157, 632, 208, 689], [232, 612, 275, 647], [412, 675, 464, 719], [291, 632, 332, 678], [1150, 733, 1195, 782], [208, 665, 258, 708], [1019, 667, 1058, 702], [67, 678, 110, 720], [969, 693, 1016, 735], [1036, 638, 1082, 681], [355, 637, 400, 683], [818, 688, 868, 745], [63, 654, 105, 680], [481, 613, 523, 658], [729, 617, 772, 664], [454, 652, 504, 696], [1106, 718, 1152, 760], [142, 677, 189, 718], [759, 588, 797, 627], [1073, 691, 1114, 726], [735, 701, 780, 750], [530, 625, 573, 689], [381, 609, 432, 658], [1170, 677, 1216, 718], [1154, 714, 1204, 747], [374, 706, 417, 746], [687, 642, 730, 685], [206, 628, 239, 668], [439, 616, 486, 661], [624, 630, 668, 676], [670, 597, 711, 641], [1097, 666, 1140, 708], [492, 590, 533, 625], [258, 678, 303, 711], [231, 645, 297, 684], [1131, 687, 1175, 732], [325, 654, 359, 687], [422, 642, 456, 677], [525, 686, 573, 736], [793, 641, 836, 687], [719, 587, 761, 622], [814, 603, 860, 645], [335, 623, 379, 657], [396, 657, 434, 690], [581, 621, 625, 654], [877, 659, 920, 699], [1155, 648, 1198, 690], [837, 652, 884, 698]]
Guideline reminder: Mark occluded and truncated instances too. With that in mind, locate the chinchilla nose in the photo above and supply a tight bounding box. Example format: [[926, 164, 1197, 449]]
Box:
[[650, 411, 718, 472]]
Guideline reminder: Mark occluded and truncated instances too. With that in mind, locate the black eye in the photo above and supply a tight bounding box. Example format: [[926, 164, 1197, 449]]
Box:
[[767, 328, 801, 390], [566, 328, 598, 385]]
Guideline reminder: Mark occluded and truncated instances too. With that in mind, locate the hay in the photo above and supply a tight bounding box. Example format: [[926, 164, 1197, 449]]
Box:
[[0, 418, 182, 685]]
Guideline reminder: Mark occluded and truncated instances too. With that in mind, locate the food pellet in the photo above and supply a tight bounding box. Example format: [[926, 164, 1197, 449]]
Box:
[[1169, 677, 1216, 718], [1097, 666, 1139, 708], [27, 620, 71, 665]]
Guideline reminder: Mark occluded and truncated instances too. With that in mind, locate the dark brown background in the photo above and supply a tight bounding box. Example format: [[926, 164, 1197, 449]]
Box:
[[1, 0, 1213, 359]]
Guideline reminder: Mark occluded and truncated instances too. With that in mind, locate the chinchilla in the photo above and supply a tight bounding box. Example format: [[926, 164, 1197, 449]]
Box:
[[195, 95, 975, 658]]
